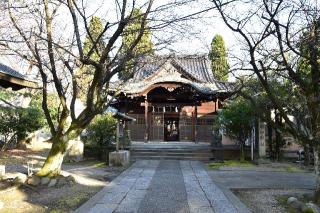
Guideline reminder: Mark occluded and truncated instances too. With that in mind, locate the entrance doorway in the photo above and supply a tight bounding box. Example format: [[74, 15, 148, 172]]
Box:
[[164, 115, 179, 141]]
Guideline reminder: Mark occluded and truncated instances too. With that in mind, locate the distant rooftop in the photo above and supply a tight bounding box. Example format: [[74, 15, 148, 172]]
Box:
[[0, 62, 38, 90]]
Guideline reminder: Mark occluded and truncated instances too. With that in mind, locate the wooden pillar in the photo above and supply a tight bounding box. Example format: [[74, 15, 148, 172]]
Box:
[[144, 96, 149, 142], [116, 121, 120, 151], [194, 106, 198, 143], [192, 107, 196, 142], [214, 99, 219, 112]]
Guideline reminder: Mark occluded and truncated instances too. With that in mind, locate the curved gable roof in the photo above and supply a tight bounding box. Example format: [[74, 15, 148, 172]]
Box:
[[132, 55, 216, 83], [110, 54, 234, 96]]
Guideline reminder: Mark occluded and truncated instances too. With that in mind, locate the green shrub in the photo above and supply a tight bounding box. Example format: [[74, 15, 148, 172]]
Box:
[[82, 113, 117, 161], [84, 113, 117, 147], [0, 106, 45, 149]]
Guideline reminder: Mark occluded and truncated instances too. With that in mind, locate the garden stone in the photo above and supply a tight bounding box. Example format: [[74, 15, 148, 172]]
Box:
[[287, 197, 298, 204], [109, 150, 130, 167], [289, 199, 306, 210], [302, 206, 316, 213], [66, 175, 76, 183], [0, 165, 5, 177], [41, 177, 51, 185], [64, 139, 84, 162], [12, 173, 28, 184], [57, 177, 68, 187], [304, 202, 320, 213], [48, 179, 57, 187], [27, 175, 41, 186]]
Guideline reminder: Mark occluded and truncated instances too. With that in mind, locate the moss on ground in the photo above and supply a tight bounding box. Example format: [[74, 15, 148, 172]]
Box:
[[276, 194, 314, 213], [281, 165, 305, 173], [276, 195, 299, 213], [208, 160, 254, 169], [51, 191, 95, 212], [65, 160, 107, 168]]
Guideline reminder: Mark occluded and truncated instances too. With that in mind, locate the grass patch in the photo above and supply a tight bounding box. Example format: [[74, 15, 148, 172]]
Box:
[[284, 165, 305, 173], [92, 162, 106, 168], [271, 164, 306, 173], [276, 195, 298, 213], [276, 194, 313, 213], [51, 191, 93, 212], [65, 160, 107, 168], [208, 160, 254, 169]]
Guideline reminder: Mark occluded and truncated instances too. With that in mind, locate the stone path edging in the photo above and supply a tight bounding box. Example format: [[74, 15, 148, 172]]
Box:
[[181, 161, 250, 213], [75, 160, 159, 213], [76, 160, 250, 213]]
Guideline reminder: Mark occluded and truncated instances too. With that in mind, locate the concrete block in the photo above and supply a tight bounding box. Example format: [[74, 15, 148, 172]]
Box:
[[109, 151, 130, 167], [0, 165, 5, 177], [65, 139, 84, 162]]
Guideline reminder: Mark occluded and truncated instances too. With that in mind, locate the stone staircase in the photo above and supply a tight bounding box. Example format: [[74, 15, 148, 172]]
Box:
[[129, 142, 214, 161]]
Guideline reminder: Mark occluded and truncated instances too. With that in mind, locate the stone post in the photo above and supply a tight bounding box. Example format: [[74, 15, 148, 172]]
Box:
[[0, 165, 5, 177], [259, 121, 266, 157]]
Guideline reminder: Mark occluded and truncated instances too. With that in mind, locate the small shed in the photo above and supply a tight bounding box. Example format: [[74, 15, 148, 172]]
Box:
[[0, 63, 38, 90]]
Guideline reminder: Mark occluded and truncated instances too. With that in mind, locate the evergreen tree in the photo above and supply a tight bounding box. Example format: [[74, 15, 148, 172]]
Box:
[[119, 8, 154, 80], [83, 16, 105, 61], [218, 98, 255, 161], [209, 34, 229, 81], [77, 17, 105, 101]]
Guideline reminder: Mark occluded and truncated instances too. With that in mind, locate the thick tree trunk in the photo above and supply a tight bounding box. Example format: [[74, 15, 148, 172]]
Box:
[[240, 142, 245, 162], [314, 146, 320, 204], [275, 131, 281, 161], [267, 122, 273, 160], [304, 144, 310, 166], [37, 136, 68, 177]]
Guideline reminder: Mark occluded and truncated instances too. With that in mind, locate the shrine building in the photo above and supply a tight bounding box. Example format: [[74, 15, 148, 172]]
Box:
[[110, 55, 234, 143]]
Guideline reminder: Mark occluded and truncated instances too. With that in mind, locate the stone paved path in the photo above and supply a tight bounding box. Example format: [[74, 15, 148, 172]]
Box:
[[76, 160, 250, 213]]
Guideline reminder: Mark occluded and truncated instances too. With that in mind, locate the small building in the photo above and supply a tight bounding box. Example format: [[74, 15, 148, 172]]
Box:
[[0, 63, 37, 90], [110, 55, 234, 143]]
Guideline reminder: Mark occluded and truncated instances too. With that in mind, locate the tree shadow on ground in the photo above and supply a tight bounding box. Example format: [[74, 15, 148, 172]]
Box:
[[0, 148, 125, 212]]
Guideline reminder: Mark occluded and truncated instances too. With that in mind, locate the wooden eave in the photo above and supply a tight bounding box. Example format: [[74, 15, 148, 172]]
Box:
[[0, 72, 38, 90]]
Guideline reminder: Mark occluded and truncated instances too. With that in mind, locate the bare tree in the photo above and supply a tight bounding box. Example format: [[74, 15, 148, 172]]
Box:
[[0, 0, 212, 177], [211, 0, 320, 202]]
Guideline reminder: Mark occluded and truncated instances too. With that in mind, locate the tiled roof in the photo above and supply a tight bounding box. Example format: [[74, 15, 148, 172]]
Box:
[[110, 55, 234, 96], [0, 62, 38, 89], [0, 63, 27, 80], [132, 55, 216, 83]]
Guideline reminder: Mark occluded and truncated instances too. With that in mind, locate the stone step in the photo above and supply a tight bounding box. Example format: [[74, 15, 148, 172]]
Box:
[[131, 152, 213, 157], [131, 149, 214, 161], [131, 156, 213, 161], [130, 148, 212, 152]]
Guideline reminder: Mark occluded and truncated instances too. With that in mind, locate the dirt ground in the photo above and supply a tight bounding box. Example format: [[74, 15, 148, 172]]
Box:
[[0, 145, 126, 213]]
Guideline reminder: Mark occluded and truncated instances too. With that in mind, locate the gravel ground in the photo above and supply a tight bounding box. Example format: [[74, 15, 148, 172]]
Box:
[[233, 189, 314, 213]]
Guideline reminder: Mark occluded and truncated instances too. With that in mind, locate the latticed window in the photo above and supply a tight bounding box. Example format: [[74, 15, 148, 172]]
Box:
[[152, 115, 163, 126], [137, 117, 145, 124], [196, 117, 215, 125]]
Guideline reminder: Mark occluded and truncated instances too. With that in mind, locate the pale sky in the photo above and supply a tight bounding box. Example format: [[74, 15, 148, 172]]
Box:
[[0, 0, 238, 76], [3, 0, 316, 82]]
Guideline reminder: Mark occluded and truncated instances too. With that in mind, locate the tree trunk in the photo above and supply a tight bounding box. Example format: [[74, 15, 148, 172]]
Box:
[[275, 131, 281, 161], [267, 119, 273, 160], [313, 146, 320, 204], [304, 144, 310, 166], [37, 136, 68, 177], [240, 142, 245, 162]]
